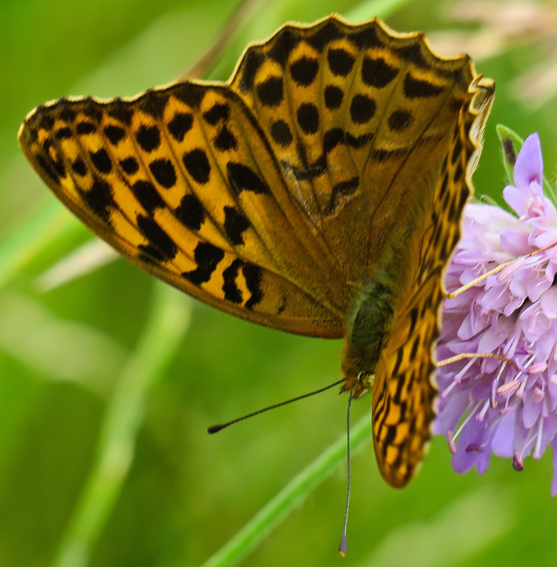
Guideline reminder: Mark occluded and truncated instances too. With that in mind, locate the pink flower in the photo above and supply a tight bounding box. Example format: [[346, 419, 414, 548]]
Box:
[[435, 133, 557, 495]]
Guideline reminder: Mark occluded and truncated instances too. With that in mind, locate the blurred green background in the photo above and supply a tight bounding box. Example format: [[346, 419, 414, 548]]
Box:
[[2, 0, 557, 565]]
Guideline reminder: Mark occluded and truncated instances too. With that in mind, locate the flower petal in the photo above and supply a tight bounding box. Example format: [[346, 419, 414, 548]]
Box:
[[500, 229, 531, 256], [541, 287, 557, 318], [513, 133, 543, 190], [436, 133, 557, 494]]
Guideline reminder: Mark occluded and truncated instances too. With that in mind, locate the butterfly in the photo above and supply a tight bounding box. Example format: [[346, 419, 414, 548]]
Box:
[[18, 15, 494, 488]]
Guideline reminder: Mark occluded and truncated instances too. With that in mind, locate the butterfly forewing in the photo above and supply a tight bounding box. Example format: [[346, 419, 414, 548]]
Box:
[[19, 87, 348, 337], [19, 15, 494, 490]]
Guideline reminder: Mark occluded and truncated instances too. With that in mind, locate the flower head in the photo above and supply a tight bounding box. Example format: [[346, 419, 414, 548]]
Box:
[[435, 133, 557, 494]]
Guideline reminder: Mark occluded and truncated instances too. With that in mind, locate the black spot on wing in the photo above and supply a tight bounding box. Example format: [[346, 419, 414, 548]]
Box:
[[55, 127, 72, 140], [392, 347, 404, 377], [454, 161, 464, 183], [149, 159, 177, 188], [224, 206, 251, 246], [409, 335, 420, 362], [350, 95, 376, 124], [243, 263, 263, 309], [140, 90, 169, 118], [82, 102, 102, 122], [327, 48, 355, 76], [297, 103, 319, 134], [90, 149, 112, 174], [222, 259, 243, 304], [395, 42, 429, 69], [136, 125, 161, 152], [307, 19, 344, 51], [323, 128, 344, 153], [36, 155, 60, 183], [457, 185, 469, 214], [137, 215, 177, 262], [384, 425, 397, 447], [256, 76, 284, 107], [214, 126, 237, 151], [270, 120, 293, 147], [438, 173, 448, 201], [119, 157, 139, 175], [388, 110, 412, 132], [267, 27, 299, 66], [59, 107, 76, 122], [393, 372, 407, 404], [324, 85, 343, 110], [106, 99, 134, 125], [104, 125, 126, 145], [292, 155, 326, 182], [404, 73, 443, 99], [348, 25, 384, 50], [451, 136, 463, 165], [76, 122, 96, 135], [346, 132, 373, 148], [237, 49, 265, 93], [182, 242, 225, 285], [23, 124, 39, 145], [173, 83, 206, 109], [71, 158, 87, 176], [167, 113, 193, 142], [361, 57, 398, 89], [324, 177, 359, 215], [80, 178, 114, 222], [408, 308, 419, 340], [227, 162, 270, 195], [290, 57, 319, 86], [174, 193, 205, 231], [132, 180, 165, 213], [183, 149, 211, 184], [39, 112, 55, 130], [203, 103, 230, 125]]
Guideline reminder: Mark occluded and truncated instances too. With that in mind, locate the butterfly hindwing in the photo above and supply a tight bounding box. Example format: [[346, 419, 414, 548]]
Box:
[[230, 18, 485, 283]]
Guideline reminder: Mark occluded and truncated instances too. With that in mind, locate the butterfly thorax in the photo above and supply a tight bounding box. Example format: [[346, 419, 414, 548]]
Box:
[[341, 274, 402, 398]]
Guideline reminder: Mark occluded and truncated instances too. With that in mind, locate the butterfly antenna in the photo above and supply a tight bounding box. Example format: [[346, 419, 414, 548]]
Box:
[[339, 388, 354, 557], [207, 379, 344, 434]]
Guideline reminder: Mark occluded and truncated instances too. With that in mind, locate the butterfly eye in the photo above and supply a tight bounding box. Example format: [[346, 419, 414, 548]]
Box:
[[357, 372, 373, 389]]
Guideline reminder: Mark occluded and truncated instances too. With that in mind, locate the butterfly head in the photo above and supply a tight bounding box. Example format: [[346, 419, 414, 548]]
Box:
[[340, 357, 374, 398]]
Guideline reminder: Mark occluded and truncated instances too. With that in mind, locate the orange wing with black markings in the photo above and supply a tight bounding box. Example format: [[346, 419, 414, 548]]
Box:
[[19, 15, 494, 488]]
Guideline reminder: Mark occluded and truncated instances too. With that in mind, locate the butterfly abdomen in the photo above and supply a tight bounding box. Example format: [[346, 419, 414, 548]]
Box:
[[342, 277, 401, 397]]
